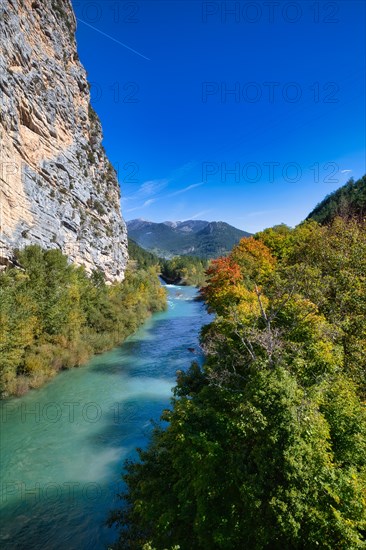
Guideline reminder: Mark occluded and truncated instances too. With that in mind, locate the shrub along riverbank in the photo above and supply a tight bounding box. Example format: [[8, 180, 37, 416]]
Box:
[[0, 245, 167, 397]]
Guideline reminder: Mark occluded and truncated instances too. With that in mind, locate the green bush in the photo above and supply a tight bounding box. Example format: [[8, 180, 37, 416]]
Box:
[[0, 246, 167, 397]]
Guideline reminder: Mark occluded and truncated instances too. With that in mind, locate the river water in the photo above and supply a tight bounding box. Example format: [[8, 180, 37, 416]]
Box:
[[0, 283, 211, 550]]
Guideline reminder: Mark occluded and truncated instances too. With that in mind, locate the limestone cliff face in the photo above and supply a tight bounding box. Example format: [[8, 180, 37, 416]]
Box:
[[0, 0, 128, 281]]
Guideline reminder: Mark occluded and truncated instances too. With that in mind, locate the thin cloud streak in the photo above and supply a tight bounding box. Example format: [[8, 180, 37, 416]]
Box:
[[189, 210, 212, 220], [77, 18, 151, 60], [123, 179, 169, 202], [124, 180, 204, 213], [166, 182, 204, 198], [138, 180, 168, 198], [125, 198, 156, 213]]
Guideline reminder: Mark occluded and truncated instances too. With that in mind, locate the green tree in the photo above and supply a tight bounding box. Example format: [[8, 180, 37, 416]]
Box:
[[0, 245, 167, 397], [111, 215, 366, 549]]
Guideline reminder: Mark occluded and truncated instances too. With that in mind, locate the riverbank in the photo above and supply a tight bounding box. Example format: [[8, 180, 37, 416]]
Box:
[[159, 273, 186, 286], [0, 283, 211, 549], [0, 246, 167, 398]]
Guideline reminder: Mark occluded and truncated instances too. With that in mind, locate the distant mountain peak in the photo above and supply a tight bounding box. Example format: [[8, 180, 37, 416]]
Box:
[[127, 219, 252, 259], [163, 221, 180, 228]]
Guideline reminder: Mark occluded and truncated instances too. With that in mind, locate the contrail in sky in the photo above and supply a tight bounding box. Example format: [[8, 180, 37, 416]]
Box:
[[77, 18, 151, 61]]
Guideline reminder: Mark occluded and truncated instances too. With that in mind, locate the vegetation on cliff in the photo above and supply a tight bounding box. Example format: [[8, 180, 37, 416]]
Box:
[[0, 246, 166, 397], [1, 0, 128, 281], [110, 216, 366, 549]]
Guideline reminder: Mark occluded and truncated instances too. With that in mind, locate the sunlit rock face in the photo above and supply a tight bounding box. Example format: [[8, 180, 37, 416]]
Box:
[[0, 0, 128, 281]]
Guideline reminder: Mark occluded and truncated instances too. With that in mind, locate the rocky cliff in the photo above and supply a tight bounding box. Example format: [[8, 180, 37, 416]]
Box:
[[0, 0, 128, 281]]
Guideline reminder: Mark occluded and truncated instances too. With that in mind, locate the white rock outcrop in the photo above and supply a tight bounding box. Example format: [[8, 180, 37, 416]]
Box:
[[0, 0, 128, 281]]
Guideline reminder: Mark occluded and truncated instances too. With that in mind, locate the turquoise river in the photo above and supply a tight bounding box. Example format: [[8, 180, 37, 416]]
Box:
[[0, 283, 211, 549]]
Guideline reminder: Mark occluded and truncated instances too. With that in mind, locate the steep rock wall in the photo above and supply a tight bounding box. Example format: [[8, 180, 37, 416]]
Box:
[[0, 0, 128, 281]]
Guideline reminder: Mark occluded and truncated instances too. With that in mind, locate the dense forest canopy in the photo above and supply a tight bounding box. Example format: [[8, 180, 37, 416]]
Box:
[[128, 238, 161, 269], [110, 213, 366, 549]]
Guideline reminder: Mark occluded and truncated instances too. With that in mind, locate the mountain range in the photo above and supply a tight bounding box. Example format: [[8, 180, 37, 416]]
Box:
[[127, 219, 251, 259]]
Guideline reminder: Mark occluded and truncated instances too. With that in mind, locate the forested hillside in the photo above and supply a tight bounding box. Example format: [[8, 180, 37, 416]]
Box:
[[128, 239, 208, 287], [307, 175, 366, 224], [160, 256, 208, 287], [111, 215, 366, 549], [0, 246, 166, 397], [127, 219, 251, 259], [128, 238, 161, 269]]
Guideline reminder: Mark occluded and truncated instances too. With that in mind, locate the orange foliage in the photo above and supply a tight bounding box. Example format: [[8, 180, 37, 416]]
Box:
[[205, 257, 242, 288], [201, 257, 242, 314], [231, 237, 275, 283], [201, 238, 275, 317]]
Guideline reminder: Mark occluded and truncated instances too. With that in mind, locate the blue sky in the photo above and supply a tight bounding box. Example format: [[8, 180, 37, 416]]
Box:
[[72, 0, 365, 232]]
